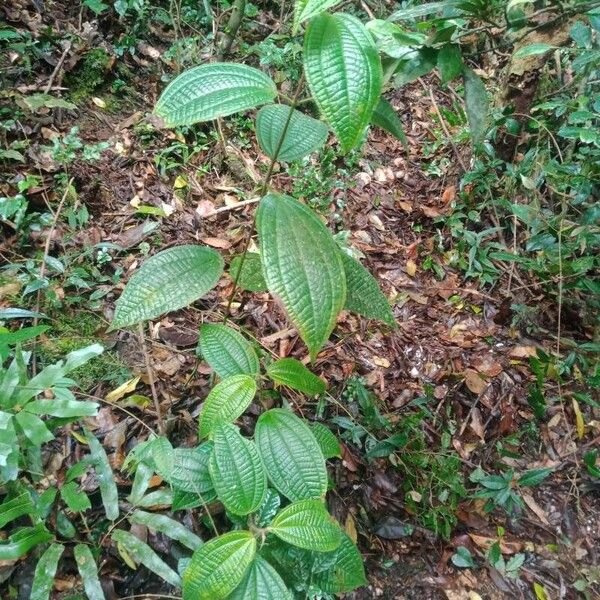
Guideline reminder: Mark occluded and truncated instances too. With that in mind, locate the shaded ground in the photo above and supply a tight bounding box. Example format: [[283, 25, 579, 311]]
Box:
[[1, 2, 599, 599]]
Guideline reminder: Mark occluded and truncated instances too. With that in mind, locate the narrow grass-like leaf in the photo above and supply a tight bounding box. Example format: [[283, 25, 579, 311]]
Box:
[[155, 63, 277, 127], [84, 429, 119, 520], [340, 251, 396, 326], [74, 544, 105, 600], [256, 104, 328, 162], [30, 543, 64, 600], [270, 498, 341, 551], [229, 252, 268, 292], [198, 375, 257, 438], [255, 408, 327, 501], [130, 510, 203, 550], [183, 531, 256, 600], [463, 67, 489, 145], [0, 491, 35, 528], [0, 524, 52, 561], [199, 324, 259, 378], [60, 481, 91, 512], [311, 422, 342, 458], [112, 529, 182, 588], [128, 461, 154, 505], [229, 556, 293, 600], [257, 193, 346, 360], [371, 98, 408, 148], [110, 245, 223, 330], [313, 533, 367, 593], [304, 13, 382, 152], [208, 423, 266, 515], [267, 358, 326, 396], [24, 399, 98, 418]]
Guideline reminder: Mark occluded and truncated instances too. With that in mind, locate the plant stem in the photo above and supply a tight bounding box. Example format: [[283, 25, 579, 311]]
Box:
[[138, 322, 165, 435], [217, 0, 246, 59], [222, 74, 306, 323]]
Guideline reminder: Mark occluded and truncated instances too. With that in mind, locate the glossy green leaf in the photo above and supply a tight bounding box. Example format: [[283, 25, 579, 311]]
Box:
[[267, 358, 326, 396], [130, 510, 203, 550], [0, 491, 35, 528], [270, 498, 341, 551], [199, 323, 259, 378], [183, 531, 256, 600], [340, 251, 396, 326], [30, 543, 64, 600], [255, 488, 281, 526], [25, 399, 98, 417], [389, 1, 461, 21], [257, 193, 345, 360], [514, 43, 556, 58], [112, 529, 182, 588], [84, 429, 119, 521], [437, 44, 463, 83], [310, 422, 341, 458], [155, 63, 277, 127], [209, 423, 266, 515], [60, 481, 91, 512], [229, 556, 293, 600], [313, 533, 367, 593], [128, 461, 154, 505], [229, 252, 268, 292], [371, 98, 408, 148], [293, 0, 343, 32], [138, 488, 174, 508], [164, 444, 215, 496], [0, 523, 52, 561], [110, 245, 223, 330], [255, 408, 327, 501], [198, 375, 257, 438], [74, 544, 105, 600], [304, 13, 382, 152], [463, 67, 489, 145], [256, 104, 328, 162], [14, 411, 53, 444]]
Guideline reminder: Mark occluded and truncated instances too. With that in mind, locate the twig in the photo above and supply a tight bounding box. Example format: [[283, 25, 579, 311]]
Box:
[[138, 322, 165, 434], [202, 196, 260, 217], [43, 41, 72, 94]]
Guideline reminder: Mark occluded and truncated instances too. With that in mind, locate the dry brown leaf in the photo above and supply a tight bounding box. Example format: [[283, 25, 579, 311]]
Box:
[[406, 259, 417, 277], [344, 513, 358, 544], [522, 493, 550, 525], [201, 237, 231, 249], [464, 369, 487, 395], [509, 345, 539, 358]]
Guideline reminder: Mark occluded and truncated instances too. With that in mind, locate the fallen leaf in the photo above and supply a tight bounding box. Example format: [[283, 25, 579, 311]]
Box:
[[464, 369, 487, 395], [92, 97, 106, 108], [572, 398, 585, 439], [522, 493, 550, 525], [106, 377, 140, 403], [201, 237, 231, 249], [406, 259, 417, 277], [442, 185, 456, 204], [373, 356, 390, 368], [345, 513, 358, 544], [509, 345, 539, 358]]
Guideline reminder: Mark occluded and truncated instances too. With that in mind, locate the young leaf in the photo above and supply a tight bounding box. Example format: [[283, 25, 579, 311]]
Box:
[[255, 488, 281, 526], [437, 44, 463, 84], [199, 324, 259, 378], [0, 524, 53, 561], [340, 251, 396, 326], [371, 98, 408, 148], [266, 358, 326, 396], [270, 498, 342, 551], [129, 510, 203, 550], [257, 193, 346, 361], [312, 533, 367, 593], [256, 104, 328, 162], [198, 374, 257, 438], [293, 0, 343, 32], [255, 408, 327, 501], [229, 556, 293, 600], [60, 481, 92, 512], [128, 461, 154, 505], [304, 13, 382, 152], [155, 63, 277, 127], [74, 544, 105, 600], [112, 529, 182, 588], [110, 245, 224, 330], [14, 411, 54, 445], [84, 429, 119, 521], [30, 543, 64, 600], [209, 423, 267, 515], [183, 531, 256, 600], [517, 467, 553, 487], [311, 422, 342, 458], [229, 253, 268, 292], [0, 491, 35, 528], [463, 67, 489, 145]]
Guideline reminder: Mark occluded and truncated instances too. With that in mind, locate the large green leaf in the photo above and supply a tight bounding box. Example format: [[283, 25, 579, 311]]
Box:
[[183, 531, 256, 600], [199, 323, 259, 378], [14, 411, 53, 445], [209, 423, 266, 515], [310, 422, 341, 459], [229, 556, 293, 600], [198, 374, 257, 438], [229, 252, 268, 292], [266, 358, 326, 396], [256, 104, 328, 162], [0, 523, 52, 561], [129, 510, 203, 550], [340, 251, 396, 326], [110, 245, 223, 330], [270, 498, 341, 551], [155, 63, 277, 127], [304, 13, 382, 152], [437, 44, 463, 83], [313, 533, 367, 593], [293, 0, 343, 32], [112, 529, 182, 587], [257, 193, 345, 360], [85, 430, 119, 521], [30, 543, 64, 600], [371, 98, 408, 148], [164, 444, 215, 496], [463, 67, 489, 145], [255, 409, 327, 501], [74, 544, 105, 600]]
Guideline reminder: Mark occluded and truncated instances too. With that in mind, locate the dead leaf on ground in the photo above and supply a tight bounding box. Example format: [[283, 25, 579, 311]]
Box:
[[464, 369, 487, 395]]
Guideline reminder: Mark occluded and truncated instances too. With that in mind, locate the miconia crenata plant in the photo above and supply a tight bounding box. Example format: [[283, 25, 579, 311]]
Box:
[[105, 0, 408, 595]]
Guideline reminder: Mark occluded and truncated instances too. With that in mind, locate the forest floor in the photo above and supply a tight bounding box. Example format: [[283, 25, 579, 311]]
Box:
[[1, 2, 599, 599]]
